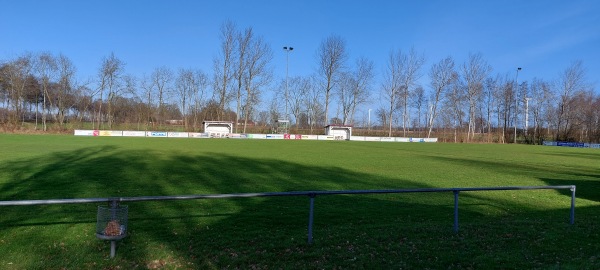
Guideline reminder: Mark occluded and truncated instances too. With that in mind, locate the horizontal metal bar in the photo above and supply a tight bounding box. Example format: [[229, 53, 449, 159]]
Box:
[[0, 185, 575, 206]]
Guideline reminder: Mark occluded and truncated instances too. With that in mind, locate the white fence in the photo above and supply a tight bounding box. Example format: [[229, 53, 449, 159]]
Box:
[[74, 130, 438, 143]]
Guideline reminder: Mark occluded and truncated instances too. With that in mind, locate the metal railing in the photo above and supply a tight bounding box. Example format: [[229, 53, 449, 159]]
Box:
[[0, 185, 576, 245]]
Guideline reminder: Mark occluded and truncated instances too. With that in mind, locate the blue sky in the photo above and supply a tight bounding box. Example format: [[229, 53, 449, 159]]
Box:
[[1, 0, 599, 106]]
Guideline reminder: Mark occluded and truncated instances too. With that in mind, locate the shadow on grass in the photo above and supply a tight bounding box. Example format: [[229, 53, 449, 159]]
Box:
[[421, 154, 600, 203], [0, 145, 597, 268]]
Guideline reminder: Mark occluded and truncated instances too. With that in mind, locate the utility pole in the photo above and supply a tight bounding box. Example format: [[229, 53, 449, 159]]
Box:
[[514, 67, 521, 144]]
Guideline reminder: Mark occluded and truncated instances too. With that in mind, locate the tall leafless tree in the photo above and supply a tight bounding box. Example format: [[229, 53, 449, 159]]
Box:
[[233, 26, 252, 132], [213, 21, 236, 121], [317, 35, 347, 125], [97, 53, 124, 129], [427, 56, 457, 138], [55, 54, 77, 127], [242, 34, 272, 133], [398, 48, 425, 136], [381, 49, 403, 136], [461, 53, 492, 141], [36, 52, 57, 130], [555, 60, 588, 140], [349, 57, 374, 125], [151, 66, 173, 127]]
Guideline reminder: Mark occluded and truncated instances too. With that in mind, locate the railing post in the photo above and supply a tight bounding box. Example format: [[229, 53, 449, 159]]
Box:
[[109, 199, 119, 258], [307, 193, 316, 244], [453, 190, 459, 233], [570, 186, 576, 225]]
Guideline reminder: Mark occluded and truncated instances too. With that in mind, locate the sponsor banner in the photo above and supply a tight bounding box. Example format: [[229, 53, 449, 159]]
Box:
[[122, 131, 146, 137], [543, 141, 558, 146], [293, 134, 302, 140], [228, 133, 244, 139], [266, 134, 284, 139], [284, 134, 291, 139], [395, 137, 410, 142], [301, 135, 318, 140], [557, 141, 585, 147], [587, 143, 600, 149], [422, 138, 438, 143], [147, 131, 168, 137], [188, 132, 209, 138], [74, 130, 96, 136], [380, 137, 395, 142], [409, 138, 426, 142], [168, 132, 189, 138], [364, 136, 381, 142], [248, 134, 267, 139], [99, 130, 122, 137], [317, 135, 334, 140], [350, 136, 366, 141], [209, 132, 228, 138]]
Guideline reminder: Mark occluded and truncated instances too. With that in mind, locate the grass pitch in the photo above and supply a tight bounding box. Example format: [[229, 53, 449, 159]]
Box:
[[0, 134, 598, 269]]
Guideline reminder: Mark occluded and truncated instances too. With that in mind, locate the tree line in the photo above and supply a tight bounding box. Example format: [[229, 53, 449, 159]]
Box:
[[1, 21, 598, 143]]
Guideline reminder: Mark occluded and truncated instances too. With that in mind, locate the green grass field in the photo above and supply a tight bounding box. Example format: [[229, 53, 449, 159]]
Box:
[[0, 134, 599, 269]]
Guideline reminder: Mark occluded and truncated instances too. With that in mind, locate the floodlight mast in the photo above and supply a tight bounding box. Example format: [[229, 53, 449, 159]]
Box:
[[283, 46, 293, 133], [514, 67, 521, 144]]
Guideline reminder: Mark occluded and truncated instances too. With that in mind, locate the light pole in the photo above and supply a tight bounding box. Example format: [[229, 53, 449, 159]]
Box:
[[368, 109, 372, 130], [514, 67, 521, 144], [525, 97, 531, 136], [283, 46, 293, 123]]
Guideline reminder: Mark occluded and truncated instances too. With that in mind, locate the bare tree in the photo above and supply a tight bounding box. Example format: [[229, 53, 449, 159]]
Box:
[[483, 76, 499, 142], [304, 76, 325, 133], [316, 35, 347, 125], [398, 48, 425, 136], [175, 68, 195, 130], [233, 26, 252, 132], [349, 57, 374, 125], [411, 86, 426, 136], [529, 77, 553, 143], [242, 34, 272, 133], [213, 21, 236, 121], [445, 79, 467, 142], [427, 56, 457, 138], [280, 76, 311, 129], [97, 53, 124, 129], [381, 49, 403, 136], [151, 66, 173, 127], [191, 70, 208, 131], [461, 53, 492, 141], [2, 53, 34, 126], [55, 54, 77, 127], [555, 60, 588, 140], [35, 52, 57, 130], [337, 71, 354, 125]]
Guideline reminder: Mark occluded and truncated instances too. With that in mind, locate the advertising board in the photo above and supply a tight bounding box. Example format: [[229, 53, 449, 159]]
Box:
[[122, 131, 146, 137], [99, 130, 122, 137], [247, 134, 267, 139], [74, 130, 96, 136], [301, 135, 318, 140], [146, 131, 168, 137], [317, 135, 334, 140], [266, 134, 284, 139], [188, 132, 209, 138], [167, 132, 189, 138]]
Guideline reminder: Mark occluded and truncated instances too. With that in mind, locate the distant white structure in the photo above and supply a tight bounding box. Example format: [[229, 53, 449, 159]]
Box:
[[203, 121, 233, 138], [325, 125, 352, 140]]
